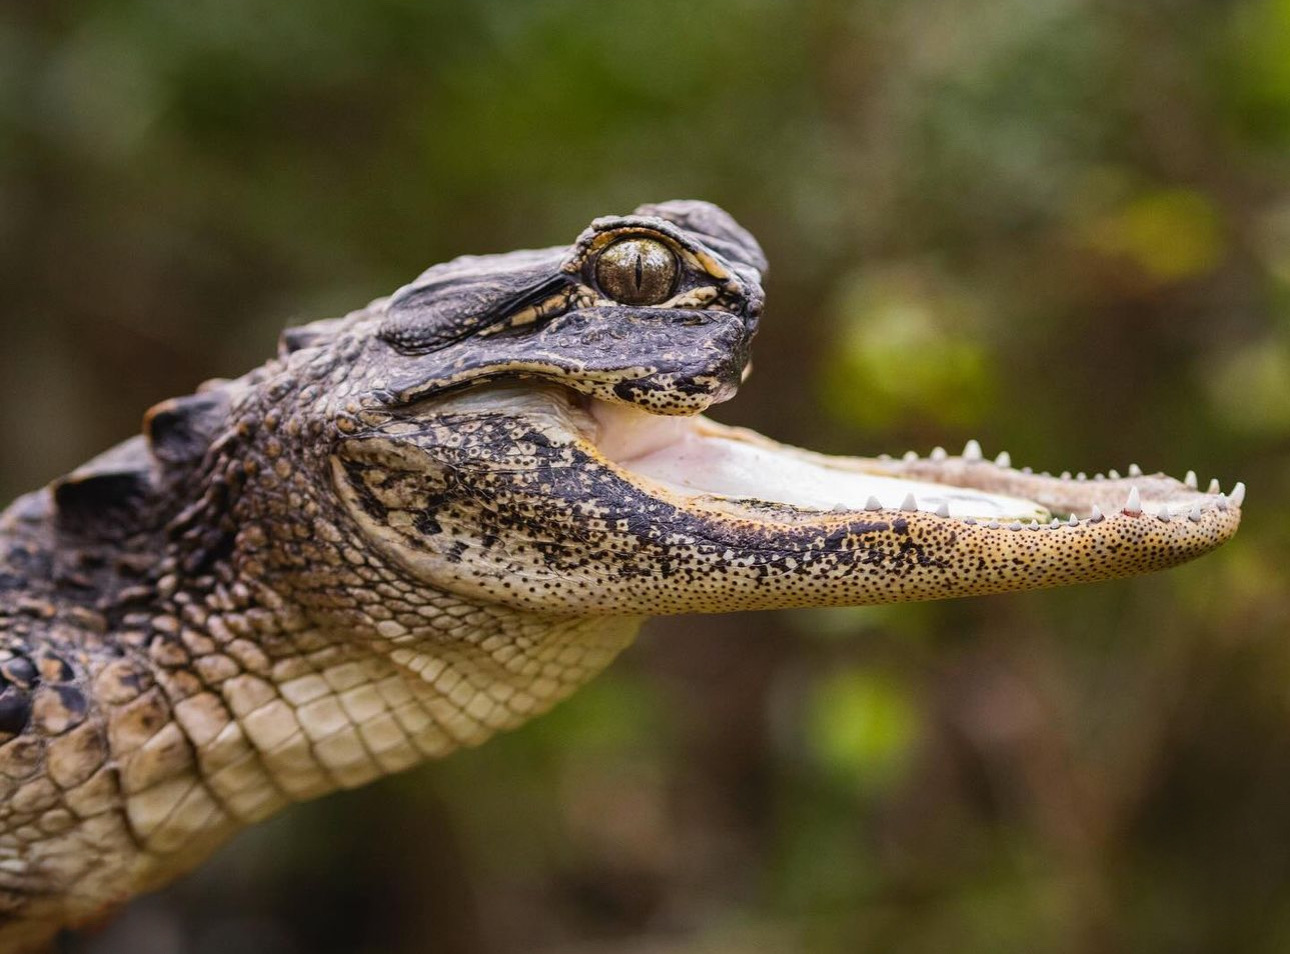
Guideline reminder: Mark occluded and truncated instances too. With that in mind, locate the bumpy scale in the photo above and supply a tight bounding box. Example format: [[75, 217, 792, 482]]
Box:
[[0, 201, 1242, 950]]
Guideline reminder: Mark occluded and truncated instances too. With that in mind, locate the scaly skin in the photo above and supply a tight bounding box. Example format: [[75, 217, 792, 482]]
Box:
[[0, 201, 1241, 950]]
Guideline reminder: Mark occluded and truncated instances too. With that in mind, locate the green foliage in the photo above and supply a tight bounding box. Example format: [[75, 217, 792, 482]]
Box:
[[819, 266, 995, 430], [806, 667, 922, 791]]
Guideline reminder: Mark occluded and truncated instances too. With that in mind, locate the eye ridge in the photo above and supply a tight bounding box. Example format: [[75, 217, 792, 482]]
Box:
[[595, 236, 678, 306]]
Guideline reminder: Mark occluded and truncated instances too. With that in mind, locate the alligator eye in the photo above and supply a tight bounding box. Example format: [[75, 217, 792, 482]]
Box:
[[595, 237, 677, 305]]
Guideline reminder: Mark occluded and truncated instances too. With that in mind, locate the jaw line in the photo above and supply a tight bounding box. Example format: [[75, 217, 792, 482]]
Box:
[[394, 383, 1240, 535], [360, 383, 1241, 611]]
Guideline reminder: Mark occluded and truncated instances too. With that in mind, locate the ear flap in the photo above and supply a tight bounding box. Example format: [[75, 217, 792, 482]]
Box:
[[379, 247, 569, 353], [52, 436, 154, 537]]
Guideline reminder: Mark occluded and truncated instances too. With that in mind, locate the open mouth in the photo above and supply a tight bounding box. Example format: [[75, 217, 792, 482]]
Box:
[[583, 397, 1245, 529], [344, 382, 1243, 612]]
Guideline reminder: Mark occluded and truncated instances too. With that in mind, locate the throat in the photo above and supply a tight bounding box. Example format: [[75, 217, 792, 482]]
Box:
[[182, 601, 645, 808]]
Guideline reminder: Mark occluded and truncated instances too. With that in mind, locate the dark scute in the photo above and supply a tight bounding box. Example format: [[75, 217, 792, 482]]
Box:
[[380, 247, 569, 353], [0, 690, 31, 736], [144, 389, 232, 469], [1, 657, 38, 689], [52, 436, 154, 535], [54, 472, 148, 524], [53, 685, 89, 723], [632, 200, 768, 275]]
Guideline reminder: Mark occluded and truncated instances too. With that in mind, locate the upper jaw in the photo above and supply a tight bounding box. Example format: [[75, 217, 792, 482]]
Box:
[[382, 307, 753, 415]]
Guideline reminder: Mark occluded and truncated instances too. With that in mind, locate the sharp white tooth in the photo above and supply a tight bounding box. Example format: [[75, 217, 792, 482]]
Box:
[[1184, 470, 1197, 489], [1157, 504, 1171, 522], [1129, 463, 1143, 477], [936, 501, 951, 518], [1042, 471, 1052, 478], [1008, 521, 1023, 531], [832, 503, 848, 512], [987, 520, 1000, 529], [1108, 469, 1120, 479], [1125, 486, 1142, 514], [1094, 473, 1105, 481], [1060, 471, 1071, 480], [1067, 514, 1079, 526], [1216, 495, 1228, 511], [1232, 482, 1246, 506], [995, 451, 1012, 468], [963, 517, 977, 525], [930, 446, 948, 461], [1022, 466, 1033, 474], [1077, 472, 1087, 481], [1050, 519, 1060, 528], [865, 496, 883, 511], [1090, 505, 1104, 523], [1189, 504, 1203, 522], [1028, 521, 1042, 531], [1207, 478, 1221, 494], [903, 450, 918, 462], [901, 493, 918, 511], [963, 439, 983, 461], [878, 453, 892, 461]]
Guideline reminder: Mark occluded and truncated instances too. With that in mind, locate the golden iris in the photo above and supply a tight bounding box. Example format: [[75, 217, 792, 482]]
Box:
[[595, 237, 677, 305]]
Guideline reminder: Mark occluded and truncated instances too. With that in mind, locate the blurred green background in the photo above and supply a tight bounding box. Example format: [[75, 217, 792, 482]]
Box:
[[2, 0, 1289, 951]]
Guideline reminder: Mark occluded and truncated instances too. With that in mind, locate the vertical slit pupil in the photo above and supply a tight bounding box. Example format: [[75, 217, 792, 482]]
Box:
[[595, 236, 677, 305]]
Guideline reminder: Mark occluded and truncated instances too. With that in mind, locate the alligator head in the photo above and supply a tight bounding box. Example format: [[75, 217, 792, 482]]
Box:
[[57, 197, 1244, 806], [277, 199, 1242, 621]]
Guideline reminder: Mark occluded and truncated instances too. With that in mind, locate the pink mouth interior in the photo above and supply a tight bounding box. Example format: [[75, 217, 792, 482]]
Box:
[[588, 399, 1050, 520]]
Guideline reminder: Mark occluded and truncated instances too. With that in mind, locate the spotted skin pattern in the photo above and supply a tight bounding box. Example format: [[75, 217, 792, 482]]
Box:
[[0, 201, 1240, 950]]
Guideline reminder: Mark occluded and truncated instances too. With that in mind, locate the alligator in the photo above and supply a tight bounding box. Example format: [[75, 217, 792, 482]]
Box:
[[0, 201, 1242, 950]]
